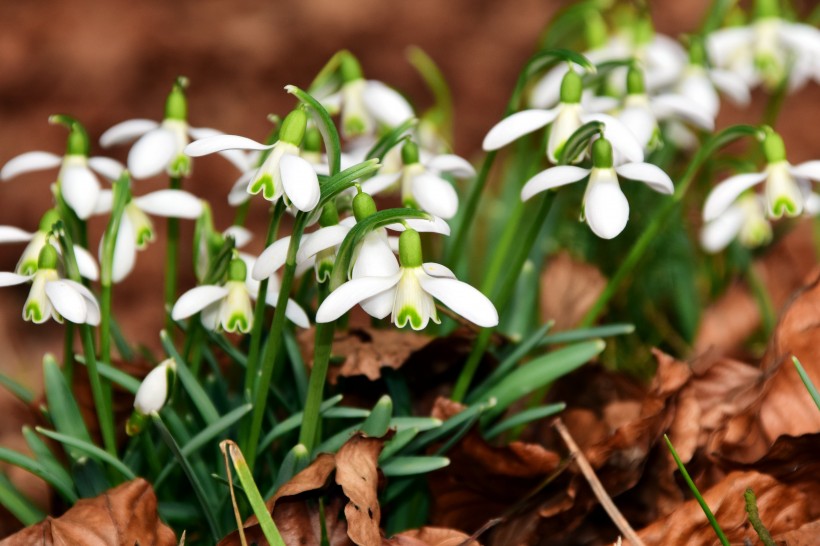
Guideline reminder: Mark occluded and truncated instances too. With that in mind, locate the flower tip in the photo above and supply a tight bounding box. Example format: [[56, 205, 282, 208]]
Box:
[[594, 339, 606, 351], [284, 84, 298, 94]]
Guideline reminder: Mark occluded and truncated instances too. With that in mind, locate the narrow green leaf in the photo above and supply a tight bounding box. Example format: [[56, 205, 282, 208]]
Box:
[[323, 407, 371, 419], [0, 374, 34, 404], [389, 417, 442, 432], [559, 121, 604, 164], [362, 395, 393, 437], [405, 399, 496, 453], [160, 330, 221, 425], [22, 426, 77, 501], [286, 85, 341, 176], [792, 356, 820, 411], [0, 473, 44, 525], [538, 324, 634, 345], [284, 331, 308, 404], [258, 395, 344, 452], [0, 446, 76, 502], [365, 118, 417, 162], [270, 443, 310, 496], [379, 428, 419, 461], [36, 428, 135, 480], [483, 403, 566, 439], [380, 456, 450, 477], [42, 355, 93, 461], [75, 356, 140, 393], [319, 159, 382, 204]]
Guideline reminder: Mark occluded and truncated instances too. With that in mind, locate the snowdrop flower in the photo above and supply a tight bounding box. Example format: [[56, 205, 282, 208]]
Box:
[[184, 109, 321, 212], [676, 38, 751, 120], [707, 1, 820, 91], [193, 202, 253, 283], [484, 69, 645, 165], [520, 138, 674, 239], [95, 188, 204, 282], [127, 359, 176, 435], [359, 140, 473, 219], [173, 257, 309, 333], [702, 131, 820, 221], [617, 66, 714, 152], [1, 117, 122, 220], [0, 245, 100, 325], [700, 193, 772, 253], [317, 229, 497, 330], [101, 78, 248, 180]]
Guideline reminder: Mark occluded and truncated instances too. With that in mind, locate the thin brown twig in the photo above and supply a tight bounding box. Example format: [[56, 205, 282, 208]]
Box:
[[553, 418, 646, 546], [220, 441, 248, 546]]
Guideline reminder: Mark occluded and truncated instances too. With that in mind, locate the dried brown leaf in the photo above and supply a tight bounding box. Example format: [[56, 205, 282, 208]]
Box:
[[335, 434, 384, 546], [539, 251, 606, 331], [387, 526, 480, 546], [0, 478, 176, 546]]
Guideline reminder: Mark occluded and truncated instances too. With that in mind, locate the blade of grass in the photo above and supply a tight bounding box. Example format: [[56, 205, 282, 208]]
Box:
[[0, 473, 44, 525], [483, 403, 566, 440], [0, 446, 77, 502], [792, 356, 820, 411], [36, 428, 135, 480], [380, 456, 450, 477], [0, 374, 34, 404], [160, 330, 220, 425]]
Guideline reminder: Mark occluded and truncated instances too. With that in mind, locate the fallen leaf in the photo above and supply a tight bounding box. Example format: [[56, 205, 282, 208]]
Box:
[[540, 251, 607, 331], [335, 434, 384, 546], [387, 526, 480, 545], [0, 478, 176, 546]]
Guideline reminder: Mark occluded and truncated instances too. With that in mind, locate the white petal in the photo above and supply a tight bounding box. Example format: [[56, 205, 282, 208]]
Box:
[[128, 129, 176, 179], [615, 163, 674, 194], [296, 225, 349, 263], [529, 64, 571, 109], [61, 166, 101, 220], [352, 230, 400, 279], [184, 134, 273, 156], [702, 172, 767, 221], [228, 171, 254, 206], [110, 217, 137, 283], [583, 94, 619, 113], [417, 273, 498, 327], [520, 166, 589, 201], [359, 172, 401, 196], [0, 272, 32, 287], [315, 273, 402, 323], [582, 113, 645, 163], [707, 27, 754, 67], [73, 246, 99, 281], [172, 285, 229, 320], [134, 361, 172, 414], [0, 226, 34, 244], [359, 290, 395, 319], [805, 194, 820, 216], [1, 151, 62, 180], [223, 226, 252, 248], [387, 216, 451, 236], [679, 71, 720, 118], [585, 177, 629, 239], [422, 262, 455, 278], [45, 280, 88, 324], [100, 119, 159, 148], [134, 190, 203, 219], [482, 109, 558, 151], [363, 81, 415, 127], [252, 237, 291, 281], [87, 157, 125, 181], [412, 174, 459, 220], [280, 154, 320, 212], [790, 161, 820, 182], [426, 154, 476, 178], [263, 292, 310, 328], [200, 301, 221, 331], [93, 189, 114, 215], [187, 127, 254, 172], [60, 279, 100, 326], [709, 69, 751, 106], [700, 206, 744, 253], [652, 94, 715, 131]]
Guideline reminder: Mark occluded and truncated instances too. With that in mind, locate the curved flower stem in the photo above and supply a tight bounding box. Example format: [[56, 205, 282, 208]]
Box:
[[245, 201, 286, 396], [100, 173, 130, 366], [579, 125, 762, 328], [298, 281, 333, 452], [62, 324, 75, 382], [243, 213, 309, 472], [446, 151, 498, 266], [164, 176, 182, 334]]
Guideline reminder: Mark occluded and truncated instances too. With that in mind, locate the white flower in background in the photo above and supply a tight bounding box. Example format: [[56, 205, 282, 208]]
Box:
[[484, 69, 644, 165], [520, 138, 674, 239], [702, 131, 820, 221], [0, 117, 123, 220], [95, 188, 203, 282], [0, 245, 100, 325], [707, 6, 820, 91], [676, 39, 751, 121], [700, 193, 773, 253], [316, 229, 498, 330], [173, 257, 309, 333], [359, 140, 474, 219], [184, 109, 321, 212], [193, 202, 253, 282], [133, 359, 175, 415], [101, 79, 250, 180]]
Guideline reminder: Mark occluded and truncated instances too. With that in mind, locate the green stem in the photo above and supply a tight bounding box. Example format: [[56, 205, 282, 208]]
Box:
[[63, 323, 75, 383], [579, 125, 761, 327], [232, 200, 251, 227], [744, 488, 776, 546], [745, 263, 775, 338], [447, 151, 497, 266], [80, 324, 116, 456], [245, 202, 286, 396], [298, 282, 333, 452], [100, 284, 112, 365], [164, 176, 182, 334], [243, 213, 308, 471]]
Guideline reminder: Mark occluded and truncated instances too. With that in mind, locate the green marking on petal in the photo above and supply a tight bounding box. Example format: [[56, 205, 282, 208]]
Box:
[[24, 302, 43, 323], [771, 196, 799, 218], [18, 260, 38, 276], [225, 313, 251, 334], [316, 259, 334, 283], [135, 227, 154, 249], [169, 155, 191, 177], [396, 306, 424, 330], [249, 174, 276, 200], [344, 117, 366, 137]]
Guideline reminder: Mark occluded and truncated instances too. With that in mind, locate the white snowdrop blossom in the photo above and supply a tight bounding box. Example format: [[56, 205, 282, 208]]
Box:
[[0, 119, 123, 220], [316, 229, 498, 330], [702, 131, 820, 221], [520, 138, 674, 239], [133, 359, 175, 415], [484, 69, 645, 165], [173, 257, 309, 333], [360, 140, 474, 220], [184, 109, 320, 212], [0, 245, 100, 325], [94, 188, 204, 282], [700, 193, 772, 253], [100, 80, 249, 180]]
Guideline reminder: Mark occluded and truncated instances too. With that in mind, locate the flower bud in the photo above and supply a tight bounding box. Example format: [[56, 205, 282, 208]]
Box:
[[164, 77, 189, 121], [280, 109, 308, 146], [398, 229, 423, 268], [129, 359, 175, 434], [591, 138, 614, 169], [37, 244, 59, 270], [353, 192, 378, 221], [559, 69, 583, 104]]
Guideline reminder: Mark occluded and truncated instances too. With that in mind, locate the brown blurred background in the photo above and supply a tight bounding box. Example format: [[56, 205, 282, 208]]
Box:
[[0, 0, 818, 390]]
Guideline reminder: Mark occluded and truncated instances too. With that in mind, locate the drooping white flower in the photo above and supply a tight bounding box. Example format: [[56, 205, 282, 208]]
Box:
[[0, 118, 123, 220], [700, 193, 772, 253], [100, 79, 249, 180], [316, 229, 497, 330], [702, 131, 820, 221], [484, 69, 644, 165], [133, 359, 175, 415], [184, 109, 321, 212], [359, 140, 473, 219], [0, 245, 100, 325], [520, 138, 674, 239], [172, 257, 309, 332], [94, 188, 203, 282]]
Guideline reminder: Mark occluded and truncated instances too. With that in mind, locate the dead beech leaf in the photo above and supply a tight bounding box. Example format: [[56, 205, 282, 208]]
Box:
[[634, 471, 813, 546], [540, 251, 606, 331], [299, 327, 431, 384], [335, 434, 384, 546], [387, 526, 480, 545], [0, 478, 176, 546], [771, 520, 820, 545]]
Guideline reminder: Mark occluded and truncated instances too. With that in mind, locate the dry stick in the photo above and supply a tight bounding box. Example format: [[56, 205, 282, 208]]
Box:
[[221, 443, 248, 546], [553, 418, 646, 546]]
